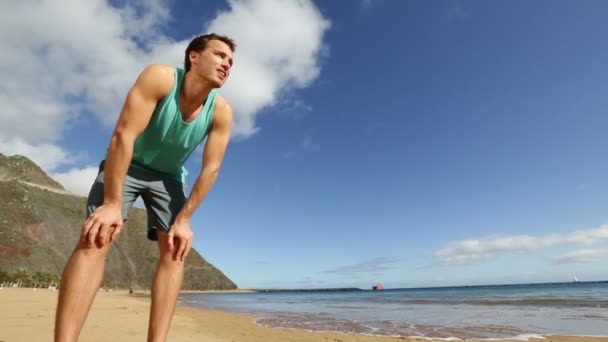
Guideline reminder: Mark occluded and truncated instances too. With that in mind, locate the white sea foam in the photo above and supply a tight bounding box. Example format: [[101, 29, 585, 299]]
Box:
[[479, 334, 546, 341]]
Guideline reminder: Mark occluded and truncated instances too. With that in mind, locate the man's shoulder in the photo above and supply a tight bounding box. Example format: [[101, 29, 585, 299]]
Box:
[[212, 95, 233, 122], [214, 94, 230, 109], [143, 63, 177, 75], [135, 64, 177, 98]]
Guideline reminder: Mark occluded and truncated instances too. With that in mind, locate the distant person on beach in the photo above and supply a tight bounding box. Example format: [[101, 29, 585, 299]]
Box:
[[54, 33, 236, 342]]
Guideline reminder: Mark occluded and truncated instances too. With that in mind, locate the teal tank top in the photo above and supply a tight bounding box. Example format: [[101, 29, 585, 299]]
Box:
[[130, 67, 217, 182]]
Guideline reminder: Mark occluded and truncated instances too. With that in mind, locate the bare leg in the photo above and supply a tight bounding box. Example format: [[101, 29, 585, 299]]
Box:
[[54, 241, 112, 342], [147, 230, 185, 342]]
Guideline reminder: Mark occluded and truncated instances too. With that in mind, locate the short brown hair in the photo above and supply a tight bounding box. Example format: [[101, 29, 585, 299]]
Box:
[[184, 33, 236, 72]]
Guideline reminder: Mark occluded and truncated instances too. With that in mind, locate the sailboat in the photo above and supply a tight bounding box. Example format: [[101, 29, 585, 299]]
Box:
[[572, 275, 580, 283]]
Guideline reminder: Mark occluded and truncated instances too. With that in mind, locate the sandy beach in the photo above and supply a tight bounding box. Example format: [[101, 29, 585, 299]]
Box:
[[1, 287, 606, 342]]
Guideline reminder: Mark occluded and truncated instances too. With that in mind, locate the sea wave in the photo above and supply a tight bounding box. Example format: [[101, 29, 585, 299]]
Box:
[[371, 298, 608, 308], [254, 313, 534, 340]]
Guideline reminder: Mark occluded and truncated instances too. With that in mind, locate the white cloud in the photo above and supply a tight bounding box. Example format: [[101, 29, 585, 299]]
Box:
[[433, 224, 608, 266], [360, 0, 383, 12], [447, 0, 469, 19], [0, 0, 172, 174], [300, 136, 320, 151], [207, 0, 331, 137], [0, 0, 330, 173], [321, 257, 401, 276], [1, 137, 75, 171], [282, 136, 320, 159], [50, 167, 99, 196], [0, 0, 168, 144], [552, 249, 608, 264]]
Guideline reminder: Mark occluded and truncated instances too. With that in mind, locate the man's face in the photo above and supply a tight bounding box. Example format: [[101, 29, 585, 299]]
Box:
[[190, 39, 234, 88]]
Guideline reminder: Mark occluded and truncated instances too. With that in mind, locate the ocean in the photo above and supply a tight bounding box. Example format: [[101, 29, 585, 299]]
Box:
[[178, 281, 608, 340]]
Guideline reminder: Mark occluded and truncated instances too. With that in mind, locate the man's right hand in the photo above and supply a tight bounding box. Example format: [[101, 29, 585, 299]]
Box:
[[81, 203, 124, 248]]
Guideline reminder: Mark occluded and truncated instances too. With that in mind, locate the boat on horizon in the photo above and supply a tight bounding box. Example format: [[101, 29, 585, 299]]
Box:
[[372, 283, 384, 291]]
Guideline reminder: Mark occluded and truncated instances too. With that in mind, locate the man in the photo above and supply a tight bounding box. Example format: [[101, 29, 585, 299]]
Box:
[[54, 33, 236, 342]]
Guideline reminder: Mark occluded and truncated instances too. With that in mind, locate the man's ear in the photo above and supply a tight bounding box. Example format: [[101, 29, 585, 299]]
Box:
[[189, 51, 199, 66]]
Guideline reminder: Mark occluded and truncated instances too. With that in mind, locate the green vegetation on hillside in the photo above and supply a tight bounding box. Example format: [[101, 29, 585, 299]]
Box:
[[0, 267, 60, 288], [0, 154, 238, 291]]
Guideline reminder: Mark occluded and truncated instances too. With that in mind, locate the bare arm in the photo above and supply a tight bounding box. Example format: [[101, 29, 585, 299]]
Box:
[[103, 64, 174, 205], [82, 64, 174, 247], [176, 97, 234, 222]]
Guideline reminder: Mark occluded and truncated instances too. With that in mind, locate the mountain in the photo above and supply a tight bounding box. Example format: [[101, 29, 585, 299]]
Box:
[[0, 153, 64, 190], [0, 154, 238, 290]]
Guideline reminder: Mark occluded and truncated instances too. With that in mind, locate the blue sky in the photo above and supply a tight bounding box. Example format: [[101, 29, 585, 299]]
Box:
[[2, 0, 608, 289]]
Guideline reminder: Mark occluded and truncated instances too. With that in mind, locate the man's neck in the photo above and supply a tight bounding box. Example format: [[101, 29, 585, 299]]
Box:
[[181, 71, 214, 105]]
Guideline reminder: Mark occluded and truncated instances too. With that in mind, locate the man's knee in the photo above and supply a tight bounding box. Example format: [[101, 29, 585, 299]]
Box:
[[155, 230, 186, 266], [73, 239, 113, 258], [158, 242, 186, 266], [158, 251, 186, 267]]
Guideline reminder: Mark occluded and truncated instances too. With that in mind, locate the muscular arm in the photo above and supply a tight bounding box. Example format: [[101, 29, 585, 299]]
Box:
[[175, 97, 234, 222], [81, 64, 174, 247], [103, 64, 174, 205]]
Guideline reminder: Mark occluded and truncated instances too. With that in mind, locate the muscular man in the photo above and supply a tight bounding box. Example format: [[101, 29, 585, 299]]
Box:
[[54, 33, 236, 342]]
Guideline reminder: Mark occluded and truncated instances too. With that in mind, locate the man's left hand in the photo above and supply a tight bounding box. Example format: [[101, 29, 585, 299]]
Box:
[[167, 219, 194, 261]]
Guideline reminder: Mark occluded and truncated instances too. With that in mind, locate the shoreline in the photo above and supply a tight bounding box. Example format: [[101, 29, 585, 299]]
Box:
[[123, 289, 257, 294], [1, 287, 607, 341], [177, 289, 257, 294]]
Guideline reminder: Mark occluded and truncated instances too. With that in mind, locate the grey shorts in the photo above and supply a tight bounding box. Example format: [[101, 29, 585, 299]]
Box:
[[85, 160, 187, 241]]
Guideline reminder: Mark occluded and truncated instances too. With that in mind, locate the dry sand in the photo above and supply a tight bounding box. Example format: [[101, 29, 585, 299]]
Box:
[[1, 287, 606, 342]]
